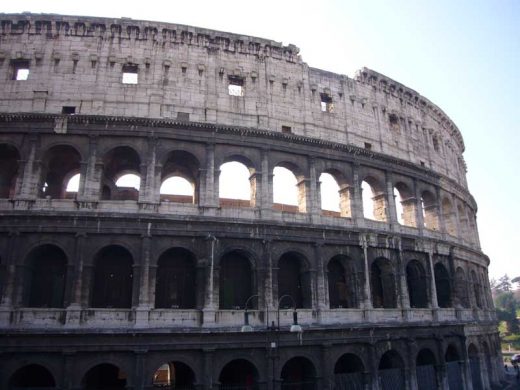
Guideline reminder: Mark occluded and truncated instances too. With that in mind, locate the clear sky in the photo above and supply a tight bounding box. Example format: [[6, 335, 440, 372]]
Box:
[[3, 0, 519, 280]]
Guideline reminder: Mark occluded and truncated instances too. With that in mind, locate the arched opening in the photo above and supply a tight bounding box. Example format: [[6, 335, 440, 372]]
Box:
[[273, 165, 303, 213], [91, 246, 133, 308], [278, 253, 311, 309], [280, 357, 316, 389], [160, 151, 200, 204], [333, 353, 364, 390], [406, 260, 428, 308], [327, 255, 359, 308], [39, 145, 81, 199], [219, 160, 253, 207], [471, 270, 482, 309], [371, 258, 397, 308], [468, 344, 483, 390], [152, 361, 196, 389], [378, 350, 405, 390], [24, 245, 67, 308], [416, 349, 438, 389], [0, 144, 20, 198], [421, 190, 439, 230], [362, 178, 386, 221], [454, 268, 470, 308], [442, 198, 457, 236], [394, 182, 416, 227], [101, 146, 141, 201], [319, 172, 340, 216], [82, 363, 127, 389], [66, 173, 81, 193], [445, 344, 463, 390], [434, 263, 451, 308], [219, 251, 254, 310], [155, 248, 197, 309], [219, 359, 259, 389], [9, 364, 56, 389]]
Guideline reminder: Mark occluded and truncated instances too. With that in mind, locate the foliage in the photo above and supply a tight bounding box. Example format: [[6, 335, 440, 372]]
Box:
[[493, 274, 520, 334]]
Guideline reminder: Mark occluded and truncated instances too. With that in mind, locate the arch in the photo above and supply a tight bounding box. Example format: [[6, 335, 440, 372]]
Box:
[[394, 182, 416, 227], [23, 244, 67, 308], [370, 258, 397, 308], [406, 260, 428, 308], [378, 350, 405, 390], [468, 344, 483, 390], [39, 144, 81, 199], [219, 251, 254, 309], [416, 348, 438, 390], [471, 270, 482, 309], [218, 359, 259, 389], [454, 267, 470, 308], [327, 255, 360, 308], [82, 363, 127, 389], [91, 245, 133, 308], [445, 344, 464, 389], [421, 190, 439, 230], [333, 353, 365, 390], [361, 176, 386, 221], [442, 197, 457, 236], [8, 364, 56, 389], [219, 160, 253, 207], [434, 263, 451, 308], [278, 252, 311, 309], [273, 164, 304, 212], [0, 143, 20, 198], [152, 361, 196, 389], [319, 172, 340, 215], [155, 248, 197, 309], [160, 150, 200, 204], [320, 168, 351, 217], [280, 356, 316, 389], [101, 146, 141, 201]]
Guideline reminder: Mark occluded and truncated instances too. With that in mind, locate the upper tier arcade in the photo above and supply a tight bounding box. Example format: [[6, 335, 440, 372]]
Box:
[[0, 13, 467, 186]]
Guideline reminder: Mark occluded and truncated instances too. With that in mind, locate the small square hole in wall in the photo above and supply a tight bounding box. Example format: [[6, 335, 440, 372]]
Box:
[[62, 106, 76, 114], [228, 75, 244, 96], [282, 125, 292, 134], [420, 161, 425, 167], [11, 60, 30, 80], [364, 142, 372, 150], [320, 93, 334, 112], [122, 64, 138, 84]]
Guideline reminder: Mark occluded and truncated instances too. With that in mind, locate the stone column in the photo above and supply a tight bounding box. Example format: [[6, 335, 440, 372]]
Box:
[[202, 235, 218, 325], [16, 135, 39, 201], [203, 348, 215, 389], [135, 233, 151, 326], [249, 170, 262, 209], [81, 263, 94, 307], [315, 242, 329, 311], [262, 240, 274, 315], [413, 180, 425, 234], [396, 244, 410, 313], [385, 172, 399, 228], [133, 349, 147, 390], [435, 336, 449, 390], [459, 336, 472, 390], [351, 163, 363, 224], [65, 232, 87, 325], [80, 135, 102, 202], [260, 149, 272, 214], [367, 343, 379, 390], [320, 343, 332, 389], [204, 143, 218, 209], [0, 231, 20, 308], [427, 251, 439, 320], [406, 338, 418, 390], [61, 351, 76, 390], [139, 137, 158, 204], [307, 157, 320, 217], [361, 235, 372, 319], [435, 186, 447, 234]]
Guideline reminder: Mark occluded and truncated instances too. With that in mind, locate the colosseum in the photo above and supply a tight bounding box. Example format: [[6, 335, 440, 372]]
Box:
[[0, 12, 503, 390]]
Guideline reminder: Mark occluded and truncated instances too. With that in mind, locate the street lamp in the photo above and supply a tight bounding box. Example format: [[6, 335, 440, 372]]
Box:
[[275, 294, 303, 334], [241, 294, 259, 332]]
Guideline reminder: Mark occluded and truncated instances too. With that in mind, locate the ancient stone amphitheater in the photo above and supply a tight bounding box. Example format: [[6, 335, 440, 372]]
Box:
[[0, 13, 502, 390]]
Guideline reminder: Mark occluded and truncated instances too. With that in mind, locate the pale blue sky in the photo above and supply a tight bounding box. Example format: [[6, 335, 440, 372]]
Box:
[[3, 0, 518, 279]]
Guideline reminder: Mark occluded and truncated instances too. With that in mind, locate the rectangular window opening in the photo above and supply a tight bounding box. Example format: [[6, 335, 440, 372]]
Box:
[[364, 142, 372, 150], [228, 76, 244, 96], [11, 60, 30, 81], [320, 93, 334, 112], [62, 106, 76, 114], [282, 125, 292, 134], [122, 64, 138, 84]]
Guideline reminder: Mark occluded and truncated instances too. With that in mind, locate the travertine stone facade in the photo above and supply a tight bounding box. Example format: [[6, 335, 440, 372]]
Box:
[[0, 13, 500, 390]]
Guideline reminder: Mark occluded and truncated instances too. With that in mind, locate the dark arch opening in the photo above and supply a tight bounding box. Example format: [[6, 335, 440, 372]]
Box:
[[219, 251, 254, 310], [9, 364, 56, 389], [378, 350, 405, 390], [82, 363, 127, 389], [327, 256, 359, 309], [0, 144, 20, 198], [434, 263, 451, 308], [155, 248, 197, 309], [24, 245, 67, 308], [39, 145, 81, 199], [334, 353, 364, 390], [91, 246, 133, 308], [281, 357, 316, 390], [152, 361, 196, 389], [406, 260, 428, 308], [219, 359, 259, 389], [278, 253, 311, 309], [371, 258, 397, 308], [416, 349, 438, 390]]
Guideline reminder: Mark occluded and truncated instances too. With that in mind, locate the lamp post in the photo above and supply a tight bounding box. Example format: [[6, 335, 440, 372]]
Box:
[[241, 294, 259, 332]]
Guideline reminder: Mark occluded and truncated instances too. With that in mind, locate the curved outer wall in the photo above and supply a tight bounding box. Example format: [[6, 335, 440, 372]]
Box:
[[0, 13, 501, 390]]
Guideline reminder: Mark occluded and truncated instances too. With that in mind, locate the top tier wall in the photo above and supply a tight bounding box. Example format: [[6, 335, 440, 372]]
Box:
[[0, 13, 467, 187]]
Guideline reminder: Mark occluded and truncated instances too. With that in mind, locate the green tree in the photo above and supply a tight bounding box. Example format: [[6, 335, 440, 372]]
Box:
[[495, 291, 519, 334]]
